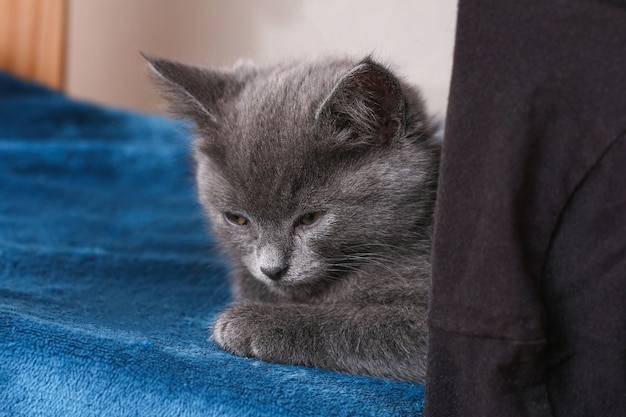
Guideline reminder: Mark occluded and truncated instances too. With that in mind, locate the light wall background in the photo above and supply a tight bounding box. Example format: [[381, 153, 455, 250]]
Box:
[[65, 0, 457, 116]]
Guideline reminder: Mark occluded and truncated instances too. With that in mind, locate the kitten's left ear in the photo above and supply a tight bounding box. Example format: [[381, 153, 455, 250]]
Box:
[[316, 58, 406, 146], [143, 53, 246, 133]]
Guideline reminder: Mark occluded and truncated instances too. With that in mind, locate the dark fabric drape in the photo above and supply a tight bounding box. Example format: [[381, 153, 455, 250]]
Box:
[[426, 0, 626, 416]]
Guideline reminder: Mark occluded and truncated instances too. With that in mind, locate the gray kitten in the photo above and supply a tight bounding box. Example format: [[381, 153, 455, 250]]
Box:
[[146, 55, 440, 383]]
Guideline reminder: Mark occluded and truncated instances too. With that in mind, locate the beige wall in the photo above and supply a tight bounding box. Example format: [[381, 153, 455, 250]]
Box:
[[66, 0, 457, 116]]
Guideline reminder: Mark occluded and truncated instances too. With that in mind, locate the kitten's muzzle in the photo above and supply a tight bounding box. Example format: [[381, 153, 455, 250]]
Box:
[[260, 265, 289, 281]]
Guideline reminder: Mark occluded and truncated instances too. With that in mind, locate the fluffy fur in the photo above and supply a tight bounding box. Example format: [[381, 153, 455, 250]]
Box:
[[147, 54, 440, 382]]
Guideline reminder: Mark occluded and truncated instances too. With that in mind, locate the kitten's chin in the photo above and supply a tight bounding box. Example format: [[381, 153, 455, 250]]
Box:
[[260, 277, 332, 302], [257, 275, 306, 289]]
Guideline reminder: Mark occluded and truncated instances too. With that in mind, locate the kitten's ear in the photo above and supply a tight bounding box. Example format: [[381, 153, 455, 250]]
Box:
[[143, 53, 245, 132], [316, 58, 406, 146]]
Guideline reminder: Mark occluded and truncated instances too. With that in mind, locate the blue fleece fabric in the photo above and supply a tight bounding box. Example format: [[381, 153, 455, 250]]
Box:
[[0, 72, 425, 416]]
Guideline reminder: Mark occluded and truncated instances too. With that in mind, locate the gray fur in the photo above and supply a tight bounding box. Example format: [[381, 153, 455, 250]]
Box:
[[146, 54, 440, 382]]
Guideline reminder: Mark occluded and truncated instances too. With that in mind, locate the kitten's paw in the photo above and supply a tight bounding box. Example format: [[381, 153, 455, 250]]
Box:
[[212, 304, 256, 357], [210, 302, 300, 363]]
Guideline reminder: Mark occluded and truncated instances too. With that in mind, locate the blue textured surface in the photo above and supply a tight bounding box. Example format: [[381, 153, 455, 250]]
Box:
[[0, 72, 424, 416]]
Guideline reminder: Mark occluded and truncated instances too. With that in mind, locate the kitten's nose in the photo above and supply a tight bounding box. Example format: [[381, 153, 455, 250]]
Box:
[[260, 265, 288, 281]]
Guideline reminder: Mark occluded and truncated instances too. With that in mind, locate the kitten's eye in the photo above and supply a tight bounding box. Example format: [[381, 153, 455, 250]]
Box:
[[225, 212, 249, 226], [297, 211, 323, 227]]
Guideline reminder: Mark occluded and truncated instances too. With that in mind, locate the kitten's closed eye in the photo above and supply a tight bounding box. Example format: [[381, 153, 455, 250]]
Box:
[[225, 212, 248, 226], [225, 211, 323, 228], [297, 211, 323, 227]]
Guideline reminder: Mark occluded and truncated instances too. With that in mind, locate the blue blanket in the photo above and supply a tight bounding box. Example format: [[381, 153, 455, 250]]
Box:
[[0, 73, 424, 416]]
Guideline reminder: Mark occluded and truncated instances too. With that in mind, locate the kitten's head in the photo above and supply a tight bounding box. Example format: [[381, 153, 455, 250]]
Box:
[[147, 55, 439, 295]]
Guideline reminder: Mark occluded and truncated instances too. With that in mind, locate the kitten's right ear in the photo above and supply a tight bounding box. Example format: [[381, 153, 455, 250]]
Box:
[[143, 53, 243, 132], [316, 58, 406, 148]]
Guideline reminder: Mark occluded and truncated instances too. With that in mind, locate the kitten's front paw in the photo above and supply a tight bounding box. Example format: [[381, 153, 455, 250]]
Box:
[[212, 302, 318, 367], [212, 302, 287, 360], [212, 303, 255, 357]]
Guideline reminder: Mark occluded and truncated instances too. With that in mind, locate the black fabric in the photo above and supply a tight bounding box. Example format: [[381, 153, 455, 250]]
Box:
[[425, 0, 626, 416]]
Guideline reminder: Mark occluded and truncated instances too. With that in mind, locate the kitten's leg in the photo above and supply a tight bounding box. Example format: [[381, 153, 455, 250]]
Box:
[[212, 301, 428, 382]]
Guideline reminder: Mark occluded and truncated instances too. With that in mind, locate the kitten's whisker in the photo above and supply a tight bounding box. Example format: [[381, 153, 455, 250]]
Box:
[[326, 259, 404, 284], [336, 253, 410, 282]]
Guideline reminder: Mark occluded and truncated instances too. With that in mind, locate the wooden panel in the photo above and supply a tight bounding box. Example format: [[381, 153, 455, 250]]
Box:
[[0, 0, 66, 89]]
